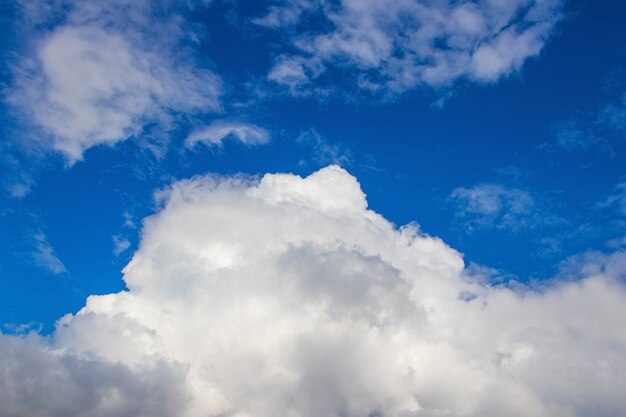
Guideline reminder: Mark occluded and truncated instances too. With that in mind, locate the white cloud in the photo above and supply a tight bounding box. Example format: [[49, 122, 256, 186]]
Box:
[[186, 120, 270, 148], [2, 166, 626, 416], [450, 183, 541, 232], [267, 56, 323, 96], [31, 232, 67, 275], [253, 0, 315, 27], [258, 0, 564, 97], [122, 210, 137, 229], [7, 0, 222, 164], [112, 235, 132, 257]]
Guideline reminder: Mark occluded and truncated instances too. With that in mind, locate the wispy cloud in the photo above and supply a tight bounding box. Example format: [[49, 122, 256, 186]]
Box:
[[256, 0, 564, 98], [598, 181, 626, 216], [599, 91, 626, 132], [547, 90, 626, 153], [112, 235, 131, 257], [186, 120, 270, 148], [553, 119, 599, 151], [30, 232, 66, 275], [0, 143, 37, 198], [450, 183, 549, 232], [122, 210, 137, 230], [296, 128, 352, 167]]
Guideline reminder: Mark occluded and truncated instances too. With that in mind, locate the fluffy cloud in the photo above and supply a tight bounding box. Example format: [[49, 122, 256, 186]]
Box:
[[258, 0, 564, 97], [7, 0, 222, 163], [186, 121, 270, 148], [2, 166, 626, 416]]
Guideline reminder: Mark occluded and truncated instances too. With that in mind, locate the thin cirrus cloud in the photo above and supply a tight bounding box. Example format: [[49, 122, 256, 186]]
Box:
[[1, 166, 625, 416], [257, 0, 565, 97], [599, 90, 626, 132], [112, 234, 132, 257], [598, 181, 626, 217], [185, 120, 271, 148], [296, 128, 352, 167], [6, 0, 222, 164], [548, 90, 626, 152], [450, 183, 542, 232], [30, 232, 67, 275]]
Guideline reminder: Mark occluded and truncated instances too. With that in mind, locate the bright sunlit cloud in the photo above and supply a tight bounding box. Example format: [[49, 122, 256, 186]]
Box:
[[2, 166, 625, 417], [1, 2, 626, 417]]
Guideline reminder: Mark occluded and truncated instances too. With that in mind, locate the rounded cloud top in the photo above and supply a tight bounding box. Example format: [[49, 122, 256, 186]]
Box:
[[250, 165, 369, 213], [2, 166, 626, 417]]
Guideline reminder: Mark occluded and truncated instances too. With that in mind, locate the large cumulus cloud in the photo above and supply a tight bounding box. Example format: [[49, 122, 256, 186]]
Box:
[[2, 166, 626, 417]]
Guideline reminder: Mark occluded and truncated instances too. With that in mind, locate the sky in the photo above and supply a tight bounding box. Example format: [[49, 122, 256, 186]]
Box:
[[0, 0, 625, 416]]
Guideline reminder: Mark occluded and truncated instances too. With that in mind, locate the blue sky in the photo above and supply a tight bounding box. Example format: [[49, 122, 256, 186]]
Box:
[[0, 1, 626, 415], [2, 0, 625, 332]]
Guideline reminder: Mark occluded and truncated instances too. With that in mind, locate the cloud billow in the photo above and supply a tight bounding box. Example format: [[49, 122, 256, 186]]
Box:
[[1, 166, 625, 416], [6, 0, 222, 164]]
